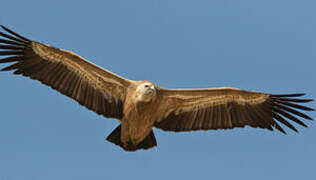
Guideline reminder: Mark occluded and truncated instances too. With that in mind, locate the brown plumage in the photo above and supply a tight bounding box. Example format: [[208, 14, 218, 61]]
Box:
[[0, 26, 314, 151]]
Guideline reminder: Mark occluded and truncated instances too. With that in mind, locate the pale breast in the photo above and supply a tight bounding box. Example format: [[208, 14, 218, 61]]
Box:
[[121, 95, 162, 144]]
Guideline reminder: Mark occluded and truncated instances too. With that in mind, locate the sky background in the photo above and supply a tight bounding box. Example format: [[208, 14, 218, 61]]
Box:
[[0, 0, 315, 179]]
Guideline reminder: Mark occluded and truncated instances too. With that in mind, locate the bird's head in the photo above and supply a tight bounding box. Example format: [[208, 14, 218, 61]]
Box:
[[135, 82, 157, 103]]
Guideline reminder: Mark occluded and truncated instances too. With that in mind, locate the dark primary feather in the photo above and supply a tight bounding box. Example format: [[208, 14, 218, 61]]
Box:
[[155, 92, 314, 134], [0, 25, 125, 119], [272, 93, 306, 97], [0, 31, 26, 43], [0, 25, 31, 42], [0, 44, 24, 50], [0, 39, 24, 46], [0, 50, 23, 56]]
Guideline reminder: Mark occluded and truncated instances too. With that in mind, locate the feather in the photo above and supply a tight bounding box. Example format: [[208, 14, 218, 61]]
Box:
[[64, 72, 77, 95], [274, 97, 313, 103], [203, 107, 211, 129], [0, 25, 31, 42], [225, 103, 233, 128], [244, 104, 262, 128], [1, 62, 20, 71], [272, 93, 305, 97], [0, 50, 23, 55], [212, 105, 219, 128], [273, 121, 286, 134], [0, 56, 20, 63], [275, 100, 314, 111], [273, 107, 308, 127], [274, 103, 312, 120], [0, 44, 24, 50], [195, 108, 205, 129], [252, 105, 273, 131], [272, 113, 298, 132], [0, 38, 24, 46], [0, 31, 26, 43]]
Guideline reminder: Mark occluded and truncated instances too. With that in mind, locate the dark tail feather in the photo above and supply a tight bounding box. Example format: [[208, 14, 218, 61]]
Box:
[[106, 125, 157, 152], [106, 125, 123, 147]]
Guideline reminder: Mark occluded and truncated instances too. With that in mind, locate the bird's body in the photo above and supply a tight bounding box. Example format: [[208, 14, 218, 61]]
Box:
[[121, 81, 159, 147], [0, 26, 314, 151]]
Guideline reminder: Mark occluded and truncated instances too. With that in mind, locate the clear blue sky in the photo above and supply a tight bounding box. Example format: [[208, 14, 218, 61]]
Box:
[[0, 1, 315, 179]]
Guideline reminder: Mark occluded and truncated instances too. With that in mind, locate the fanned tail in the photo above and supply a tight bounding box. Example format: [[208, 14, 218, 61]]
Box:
[[106, 125, 157, 152]]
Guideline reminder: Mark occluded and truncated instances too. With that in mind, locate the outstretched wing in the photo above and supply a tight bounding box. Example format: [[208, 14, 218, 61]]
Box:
[[155, 87, 313, 133], [0, 26, 132, 119]]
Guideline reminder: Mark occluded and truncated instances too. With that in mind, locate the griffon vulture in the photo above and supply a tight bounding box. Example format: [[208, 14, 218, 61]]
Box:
[[0, 26, 314, 151]]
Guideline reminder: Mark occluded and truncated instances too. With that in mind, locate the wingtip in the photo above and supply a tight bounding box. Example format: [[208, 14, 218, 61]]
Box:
[[272, 93, 306, 97], [0, 25, 7, 30], [306, 107, 315, 111], [280, 129, 287, 135], [278, 127, 287, 134], [0, 25, 31, 42], [305, 99, 314, 103]]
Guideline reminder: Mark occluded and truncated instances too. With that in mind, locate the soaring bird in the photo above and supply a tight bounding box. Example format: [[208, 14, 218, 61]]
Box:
[[0, 26, 313, 151]]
